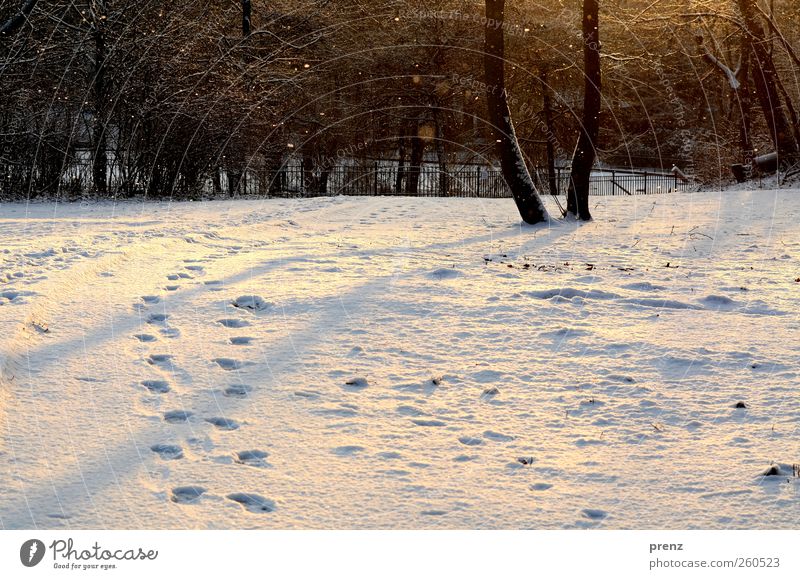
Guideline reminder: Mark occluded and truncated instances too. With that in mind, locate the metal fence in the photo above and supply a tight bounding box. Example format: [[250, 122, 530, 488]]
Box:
[[0, 154, 690, 198], [273, 162, 690, 198]]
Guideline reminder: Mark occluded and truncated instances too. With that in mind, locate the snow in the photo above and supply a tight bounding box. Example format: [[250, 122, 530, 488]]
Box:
[[0, 190, 798, 529]]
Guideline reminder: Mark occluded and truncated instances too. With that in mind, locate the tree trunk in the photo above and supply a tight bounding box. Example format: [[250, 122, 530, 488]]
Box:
[[433, 109, 449, 196], [92, 2, 109, 195], [302, 154, 317, 194], [242, 0, 251, 37], [736, 40, 754, 164], [395, 133, 406, 195], [213, 167, 222, 195], [405, 124, 423, 195], [737, 0, 798, 159], [566, 0, 600, 221], [483, 0, 547, 224], [540, 69, 559, 197]]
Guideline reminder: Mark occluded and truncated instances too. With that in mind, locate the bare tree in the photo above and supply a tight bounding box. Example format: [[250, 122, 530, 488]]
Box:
[[483, 0, 547, 224], [736, 0, 798, 160], [566, 0, 601, 221]]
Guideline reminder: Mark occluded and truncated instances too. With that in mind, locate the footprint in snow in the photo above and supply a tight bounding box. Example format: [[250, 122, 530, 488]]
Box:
[[332, 445, 365, 456], [293, 390, 320, 399], [171, 486, 206, 504], [480, 387, 500, 400], [151, 444, 183, 460], [148, 353, 174, 366], [234, 450, 269, 466], [165, 285, 180, 292], [160, 327, 181, 339], [229, 336, 253, 345], [205, 417, 240, 430], [226, 493, 276, 513], [163, 410, 193, 423], [530, 483, 553, 491], [217, 318, 250, 328], [141, 295, 160, 304], [411, 418, 447, 427], [213, 357, 245, 371], [581, 508, 608, 520], [223, 384, 252, 398], [483, 430, 514, 442], [458, 436, 483, 446], [133, 334, 157, 343], [147, 313, 169, 324], [141, 380, 170, 394]]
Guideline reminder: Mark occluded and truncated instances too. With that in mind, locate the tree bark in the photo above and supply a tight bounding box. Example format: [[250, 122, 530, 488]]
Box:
[[566, 0, 600, 221], [483, 0, 547, 224], [737, 0, 798, 159]]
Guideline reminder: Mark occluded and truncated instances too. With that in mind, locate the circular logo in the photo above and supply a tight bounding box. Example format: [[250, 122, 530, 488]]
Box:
[[20, 539, 46, 567]]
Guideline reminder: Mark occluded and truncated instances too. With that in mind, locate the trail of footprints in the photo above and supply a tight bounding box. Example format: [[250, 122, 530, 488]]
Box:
[[132, 262, 274, 515]]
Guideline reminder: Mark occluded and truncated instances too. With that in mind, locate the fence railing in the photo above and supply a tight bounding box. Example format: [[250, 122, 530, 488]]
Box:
[[0, 155, 690, 198], [272, 162, 690, 198]]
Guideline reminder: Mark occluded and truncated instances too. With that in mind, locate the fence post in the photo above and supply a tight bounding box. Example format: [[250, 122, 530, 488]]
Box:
[[643, 171, 647, 195], [374, 162, 378, 196]]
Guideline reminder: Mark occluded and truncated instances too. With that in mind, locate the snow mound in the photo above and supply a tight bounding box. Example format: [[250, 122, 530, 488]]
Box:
[[426, 268, 463, 280], [526, 287, 620, 300]]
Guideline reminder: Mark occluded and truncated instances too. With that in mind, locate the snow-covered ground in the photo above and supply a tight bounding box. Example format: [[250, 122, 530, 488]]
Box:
[[0, 190, 798, 529]]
